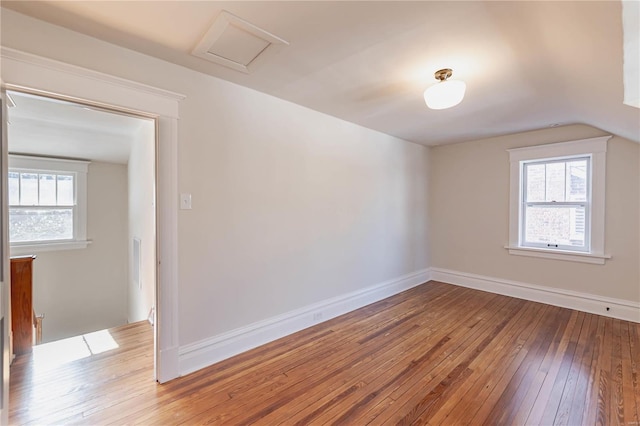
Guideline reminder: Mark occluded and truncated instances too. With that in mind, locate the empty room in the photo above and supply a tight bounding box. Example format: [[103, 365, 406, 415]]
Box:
[[0, 1, 638, 425]]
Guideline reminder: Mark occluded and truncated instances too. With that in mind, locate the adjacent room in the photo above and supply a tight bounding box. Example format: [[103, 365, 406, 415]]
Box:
[[0, 1, 638, 425], [6, 91, 156, 346]]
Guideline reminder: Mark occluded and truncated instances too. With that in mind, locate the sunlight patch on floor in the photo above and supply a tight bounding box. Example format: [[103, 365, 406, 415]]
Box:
[[32, 329, 119, 372]]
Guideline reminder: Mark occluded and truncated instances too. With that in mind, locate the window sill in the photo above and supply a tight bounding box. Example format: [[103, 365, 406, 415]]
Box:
[[504, 245, 610, 265], [10, 240, 92, 256]]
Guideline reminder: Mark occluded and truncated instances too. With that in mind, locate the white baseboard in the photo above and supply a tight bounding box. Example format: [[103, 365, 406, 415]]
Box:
[[430, 268, 640, 323], [178, 268, 431, 376]]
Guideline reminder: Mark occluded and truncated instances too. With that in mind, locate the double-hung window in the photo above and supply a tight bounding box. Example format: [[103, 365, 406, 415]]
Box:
[[521, 156, 590, 251], [507, 136, 610, 264], [8, 155, 90, 254]]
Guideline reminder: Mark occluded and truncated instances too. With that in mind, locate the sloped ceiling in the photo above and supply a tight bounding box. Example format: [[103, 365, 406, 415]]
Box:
[[2, 1, 639, 146]]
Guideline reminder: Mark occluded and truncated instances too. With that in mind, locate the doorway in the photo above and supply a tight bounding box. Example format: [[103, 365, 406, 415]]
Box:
[[6, 89, 157, 360], [0, 49, 183, 394]]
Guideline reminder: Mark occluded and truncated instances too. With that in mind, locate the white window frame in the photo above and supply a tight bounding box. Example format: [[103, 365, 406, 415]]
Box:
[[506, 136, 611, 264], [8, 154, 90, 254]]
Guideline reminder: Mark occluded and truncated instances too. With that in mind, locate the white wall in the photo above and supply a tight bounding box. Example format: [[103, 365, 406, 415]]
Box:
[[430, 124, 640, 303], [30, 162, 129, 343], [127, 120, 156, 323], [176, 90, 430, 344], [0, 10, 431, 350]]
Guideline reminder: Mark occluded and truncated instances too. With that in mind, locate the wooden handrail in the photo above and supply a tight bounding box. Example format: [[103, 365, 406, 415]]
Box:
[[33, 310, 44, 346]]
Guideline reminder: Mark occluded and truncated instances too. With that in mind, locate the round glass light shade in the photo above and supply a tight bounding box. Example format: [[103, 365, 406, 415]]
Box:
[[423, 80, 466, 110]]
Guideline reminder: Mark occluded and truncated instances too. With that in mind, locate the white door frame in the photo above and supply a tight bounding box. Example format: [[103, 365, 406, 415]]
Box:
[[0, 47, 184, 383], [1, 81, 11, 426]]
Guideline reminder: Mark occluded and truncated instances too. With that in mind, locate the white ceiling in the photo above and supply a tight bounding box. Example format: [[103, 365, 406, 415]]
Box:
[[2, 1, 639, 146], [7, 91, 149, 164]]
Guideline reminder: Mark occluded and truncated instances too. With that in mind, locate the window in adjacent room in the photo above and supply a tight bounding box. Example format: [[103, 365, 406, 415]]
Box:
[[8, 155, 90, 254], [506, 136, 610, 264]]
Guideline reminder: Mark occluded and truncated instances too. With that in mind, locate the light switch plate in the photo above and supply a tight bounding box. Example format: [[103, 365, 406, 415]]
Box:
[[180, 193, 192, 210]]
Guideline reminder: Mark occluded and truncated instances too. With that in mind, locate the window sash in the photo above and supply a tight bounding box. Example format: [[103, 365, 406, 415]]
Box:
[[522, 156, 590, 203], [521, 203, 590, 252], [519, 155, 592, 253], [9, 169, 76, 207], [9, 206, 76, 244], [9, 169, 78, 244]]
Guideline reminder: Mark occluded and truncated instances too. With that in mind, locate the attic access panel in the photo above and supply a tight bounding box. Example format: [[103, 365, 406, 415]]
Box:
[[192, 10, 289, 74]]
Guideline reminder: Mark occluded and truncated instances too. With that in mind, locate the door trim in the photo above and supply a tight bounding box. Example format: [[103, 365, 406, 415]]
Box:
[[1, 46, 184, 383], [1, 81, 11, 425]]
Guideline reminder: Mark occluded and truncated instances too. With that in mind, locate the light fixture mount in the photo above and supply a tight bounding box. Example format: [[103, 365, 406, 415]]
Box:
[[434, 68, 453, 81]]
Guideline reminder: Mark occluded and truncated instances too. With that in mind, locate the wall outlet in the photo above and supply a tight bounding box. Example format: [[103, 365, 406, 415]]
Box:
[[313, 312, 323, 321]]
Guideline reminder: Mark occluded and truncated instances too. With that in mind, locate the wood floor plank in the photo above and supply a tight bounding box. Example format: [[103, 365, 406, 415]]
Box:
[[595, 317, 615, 426], [129, 285, 462, 425], [215, 282, 484, 421], [611, 319, 626, 425], [553, 312, 596, 425], [621, 321, 640, 425], [537, 310, 587, 425], [483, 304, 566, 424], [228, 286, 498, 421], [565, 312, 599, 425], [523, 308, 580, 425], [98, 287, 450, 425], [628, 320, 640, 422], [426, 299, 542, 425], [316, 294, 514, 425], [468, 305, 551, 425], [372, 297, 526, 425], [510, 306, 573, 425], [575, 313, 606, 425], [8, 281, 640, 426]]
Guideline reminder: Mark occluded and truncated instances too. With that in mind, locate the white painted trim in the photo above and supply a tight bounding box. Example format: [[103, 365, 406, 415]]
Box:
[[622, 0, 640, 108], [178, 268, 431, 376], [158, 345, 180, 384], [0, 48, 185, 101], [156, 117, 180, 383], [507, 136, 610, 263], [9, 154, 90, 172], [1, 48, 183, 382], [10, 240, 91, 256], [504, 245, 610, 265], [0, 47, 185, 119], [430, 268, 640, 323], [1, 81, 12, 426], [506, 136, 609, 161]]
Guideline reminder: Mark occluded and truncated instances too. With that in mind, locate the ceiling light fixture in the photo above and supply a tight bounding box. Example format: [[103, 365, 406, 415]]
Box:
[[423, 68, 466, 110]]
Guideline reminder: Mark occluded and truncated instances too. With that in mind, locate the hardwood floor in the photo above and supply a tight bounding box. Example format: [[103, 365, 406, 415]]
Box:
[[9, 281, 640, 425]]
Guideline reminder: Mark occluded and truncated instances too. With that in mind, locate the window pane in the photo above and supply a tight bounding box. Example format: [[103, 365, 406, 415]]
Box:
[[20, 173, 39, 205], [524, 205, 586, 248], [57, 175, 74, 206], [9, 208, 73, 242], [525, 164, 545, 202], [566, 160, 588, 201], [39, 174, 57, 205], [8, 172, 19, 205], [545, 162, 566, 202]]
